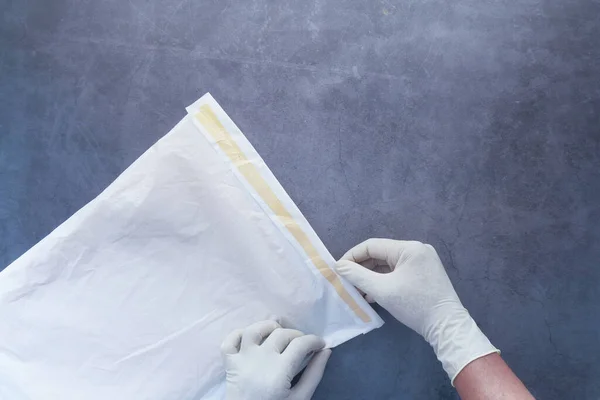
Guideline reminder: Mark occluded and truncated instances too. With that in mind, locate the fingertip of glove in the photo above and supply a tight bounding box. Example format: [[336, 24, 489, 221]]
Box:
[[334, 259, 352, 272], [317, 336, 327, 351], [313, 348, 332, 364]]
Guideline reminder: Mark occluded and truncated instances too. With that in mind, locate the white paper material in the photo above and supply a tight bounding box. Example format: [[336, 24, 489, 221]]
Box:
[[0, 94, 382, 400]]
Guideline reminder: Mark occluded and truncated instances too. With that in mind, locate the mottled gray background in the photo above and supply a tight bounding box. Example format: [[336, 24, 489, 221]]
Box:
[[1, 0, 599, 398]]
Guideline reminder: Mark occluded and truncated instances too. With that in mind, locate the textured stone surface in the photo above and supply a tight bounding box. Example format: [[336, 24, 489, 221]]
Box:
[[1, 0, 599, 398]]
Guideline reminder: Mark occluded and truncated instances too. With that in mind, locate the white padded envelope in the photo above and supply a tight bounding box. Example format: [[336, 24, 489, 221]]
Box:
[[0, 94, 382, 399]]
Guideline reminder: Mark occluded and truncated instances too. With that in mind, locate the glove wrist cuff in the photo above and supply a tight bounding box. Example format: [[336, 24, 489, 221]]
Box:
[[426, 308, 499, 385]]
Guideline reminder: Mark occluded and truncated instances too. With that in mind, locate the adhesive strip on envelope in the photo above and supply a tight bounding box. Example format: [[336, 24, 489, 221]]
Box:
[[0, 93, 383, 400]]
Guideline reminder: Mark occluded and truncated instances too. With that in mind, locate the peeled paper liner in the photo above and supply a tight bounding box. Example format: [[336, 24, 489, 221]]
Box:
[[187, 94, 372, 323]]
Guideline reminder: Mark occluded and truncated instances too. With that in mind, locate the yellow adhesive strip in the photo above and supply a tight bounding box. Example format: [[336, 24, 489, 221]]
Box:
[[195, 105, 371, 323]]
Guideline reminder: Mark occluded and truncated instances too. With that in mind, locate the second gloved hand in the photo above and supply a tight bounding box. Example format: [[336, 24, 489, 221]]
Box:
[[221, 320, 331, 400], [335, 239, 498, 384]]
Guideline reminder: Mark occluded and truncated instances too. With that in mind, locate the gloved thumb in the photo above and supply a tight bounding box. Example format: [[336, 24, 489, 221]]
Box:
[[291, 349, 331, 399], [335, 260, 383, 299]]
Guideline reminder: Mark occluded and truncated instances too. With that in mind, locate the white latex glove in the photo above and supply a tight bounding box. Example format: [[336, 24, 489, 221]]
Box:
[[221, 320, 331, 400], [335, 239, 499, 384]]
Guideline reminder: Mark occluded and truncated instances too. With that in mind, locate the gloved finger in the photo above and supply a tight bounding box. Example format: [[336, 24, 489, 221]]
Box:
[[425, 244, 443, 260], [291, 349, 332, 399], [335, 260, 385, 297], [240, 320, 281, 350], [262, 328, 304, 353], [341, 238, 414, 266], [354, 260, 389, 298], [282, 334, 326, 374], [221, 328, 244, 355]]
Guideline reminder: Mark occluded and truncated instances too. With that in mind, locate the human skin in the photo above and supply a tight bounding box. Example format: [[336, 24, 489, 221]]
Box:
[[454, 353, 535, 400]]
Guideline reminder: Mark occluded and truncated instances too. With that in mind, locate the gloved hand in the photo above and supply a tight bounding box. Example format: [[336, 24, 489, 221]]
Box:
[[221, 320, 331, 400], [335, 239, 499, 384]]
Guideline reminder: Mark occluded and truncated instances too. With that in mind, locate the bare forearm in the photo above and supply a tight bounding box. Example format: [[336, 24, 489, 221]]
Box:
[[454, 353, 534, 400]]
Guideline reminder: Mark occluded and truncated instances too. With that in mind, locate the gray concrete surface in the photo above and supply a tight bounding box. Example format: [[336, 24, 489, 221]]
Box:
[[1, 0, 599, 398]]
